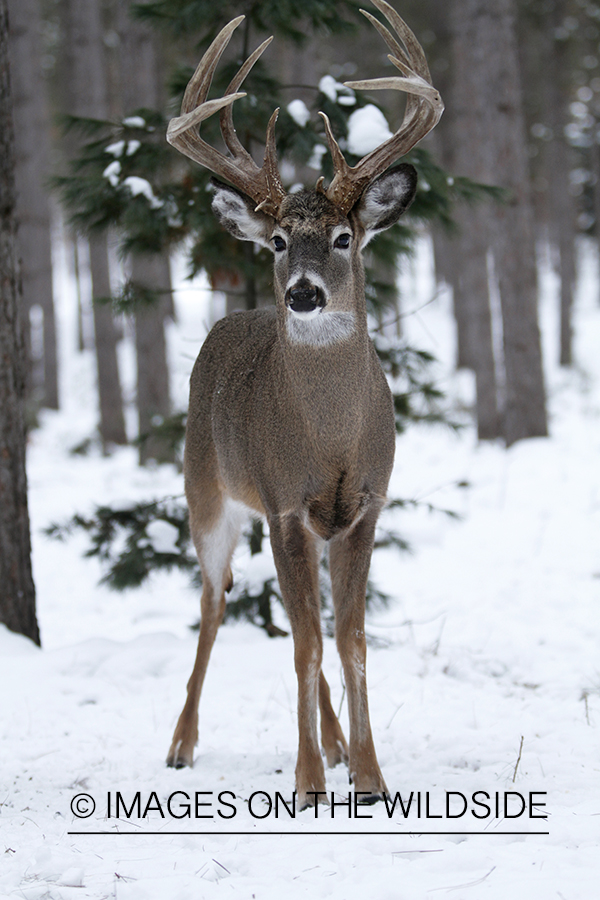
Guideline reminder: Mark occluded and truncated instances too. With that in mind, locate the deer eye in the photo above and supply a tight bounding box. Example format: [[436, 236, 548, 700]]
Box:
[[334, 233, 351, 250], [272, 235, 287, 252]]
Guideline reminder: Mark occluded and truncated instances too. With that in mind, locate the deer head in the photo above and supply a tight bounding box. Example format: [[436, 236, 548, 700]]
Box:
[[167, 0, 443, 334]]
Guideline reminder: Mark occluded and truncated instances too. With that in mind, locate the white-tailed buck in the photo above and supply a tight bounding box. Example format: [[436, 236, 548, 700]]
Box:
[[165, 0, 442, 808]]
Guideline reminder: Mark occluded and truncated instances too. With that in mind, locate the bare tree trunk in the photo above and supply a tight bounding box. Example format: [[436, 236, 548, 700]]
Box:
[[0, 0, 39, 644], [487, 0, 547, 445], [591, 134, 600, 306], [88, 234, 128, 444], [425, 2, 486, 379], [8, 0, 59, 410], [543, 3, 576, 367], [453, 208, 501, 439], [446, 2, 501, 439], [557, 199, 576, 367], [451, 0, 547, 447], [62, 0, 127, 447], [118, 0, 173, 463], [131, 253, 172, 464]]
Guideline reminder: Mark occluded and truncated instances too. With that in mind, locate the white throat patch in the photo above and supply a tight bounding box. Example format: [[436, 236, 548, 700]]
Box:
[[286, 310, 356, 346]]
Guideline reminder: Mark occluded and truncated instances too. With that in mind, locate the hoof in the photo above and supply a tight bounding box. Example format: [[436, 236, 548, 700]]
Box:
[[297, 789, 329, 811], [354, 791, 386, 806], [166, 756, 190, 769], [166, 739, 194, 769]]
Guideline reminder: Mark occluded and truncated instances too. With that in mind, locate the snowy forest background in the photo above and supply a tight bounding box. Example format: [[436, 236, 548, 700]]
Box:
[[5, 0, 600, 633], [0, 0, 599, 898], [9, 0, 598, 462]]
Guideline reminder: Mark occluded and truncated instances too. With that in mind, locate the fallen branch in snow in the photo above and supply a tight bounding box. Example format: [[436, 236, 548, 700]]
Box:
[[512, 735, 525, 783], [428, 866, 496, 893]]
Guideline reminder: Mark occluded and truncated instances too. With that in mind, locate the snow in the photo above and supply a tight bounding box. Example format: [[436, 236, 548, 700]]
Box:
[[105, 139, 141, 158], [319, 74, 341, 102], [347, 105, 393, 156], [240, 548, 278, 594], [122, 176, 163, 209], [105, 140, 126, 158], [307, 143, 327, 171], [1, 233, 599, 899], [287, 99, 310, 127], [122, 116, 146, 129], [102, 159, 121, 187], [318, 75, 356, 106], [146, 520, 181, 555]]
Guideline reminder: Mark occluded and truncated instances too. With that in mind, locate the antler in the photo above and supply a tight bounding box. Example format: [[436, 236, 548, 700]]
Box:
[[320, 0, 444, 214], [168, 4, 442, 219], [167, 16, 286, 217]]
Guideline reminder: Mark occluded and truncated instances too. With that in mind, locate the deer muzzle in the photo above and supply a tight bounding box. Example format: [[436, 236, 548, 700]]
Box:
[[286, 282, 327, 317]]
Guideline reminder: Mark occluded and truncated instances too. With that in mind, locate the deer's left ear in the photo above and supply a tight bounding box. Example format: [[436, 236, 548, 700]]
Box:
[[355, 163, 418, 247]]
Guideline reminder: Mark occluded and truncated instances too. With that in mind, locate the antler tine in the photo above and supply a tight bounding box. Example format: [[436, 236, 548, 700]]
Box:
[[180, 16, 244, 116], [323, 0, 443, 214], [317, 111, 358, 212], [353, 8, 420, 123], [255, 107, 284, 213], [167, 17, 285, 218], [220, 35, 274, 163], [359, 8, 412, 74], [363, 0, 432, 81]]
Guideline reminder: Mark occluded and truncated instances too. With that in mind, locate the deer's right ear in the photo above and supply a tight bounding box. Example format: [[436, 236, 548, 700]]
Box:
[[210, 180, 274, 249]]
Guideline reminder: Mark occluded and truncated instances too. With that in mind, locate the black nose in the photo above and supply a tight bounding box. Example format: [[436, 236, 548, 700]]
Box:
[[286, 284, 326, 313]]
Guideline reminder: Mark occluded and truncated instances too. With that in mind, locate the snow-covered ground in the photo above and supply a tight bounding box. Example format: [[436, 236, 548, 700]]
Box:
[[1, 235, 599, 899]]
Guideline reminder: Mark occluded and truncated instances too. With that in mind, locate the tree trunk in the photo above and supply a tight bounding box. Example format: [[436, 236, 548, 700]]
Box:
[[447, 3, 501, 439], [591, 134, 600, 306], [131, 253, 172, 464], [8, 0, 59, 410], [543, 4, 576, 367], [118, 0, 173, 463], [62, 0, 127, 447], [0, 0, 39, 644], [454, 207, 501, 440], [89, 234, 128, 445], [451, 0, 547, 447], [487, 0, 547, 444]]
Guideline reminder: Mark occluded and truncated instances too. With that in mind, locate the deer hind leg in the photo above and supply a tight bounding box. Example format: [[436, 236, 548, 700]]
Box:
[[329, 509, 388, 802], [319, 670, 349, 768], [269, 514, 327, 809], [166, 495, 246, 768]]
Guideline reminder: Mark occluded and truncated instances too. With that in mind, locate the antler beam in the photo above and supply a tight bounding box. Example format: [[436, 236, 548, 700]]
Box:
[[166, 16, 285, 218], [321, 0, 444, 214]]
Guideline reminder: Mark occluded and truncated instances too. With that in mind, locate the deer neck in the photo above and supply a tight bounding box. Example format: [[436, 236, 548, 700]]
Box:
[[276, 298, 372, 445]]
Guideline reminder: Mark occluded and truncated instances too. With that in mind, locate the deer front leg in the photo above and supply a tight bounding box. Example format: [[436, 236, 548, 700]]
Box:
[[269, 514, 327, 810], [166, 578, 226, 768], [329, 510, 388, 802], [167, 495, 242, 768]]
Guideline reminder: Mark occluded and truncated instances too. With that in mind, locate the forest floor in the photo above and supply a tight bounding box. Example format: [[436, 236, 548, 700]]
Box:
[[1, 237, 598, 899]]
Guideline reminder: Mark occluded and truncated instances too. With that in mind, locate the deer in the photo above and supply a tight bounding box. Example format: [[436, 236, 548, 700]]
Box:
[[165, 0, 443, 809]]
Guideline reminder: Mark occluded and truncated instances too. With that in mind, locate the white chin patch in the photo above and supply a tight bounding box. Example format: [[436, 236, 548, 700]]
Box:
[[286, 310, 356, 347], [288, 306, 322, 321]]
